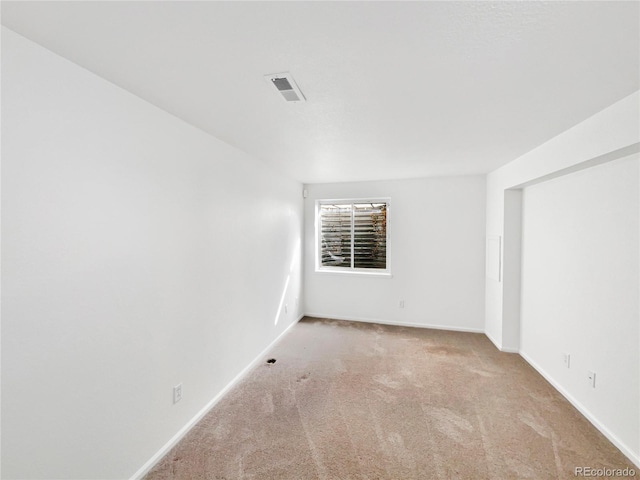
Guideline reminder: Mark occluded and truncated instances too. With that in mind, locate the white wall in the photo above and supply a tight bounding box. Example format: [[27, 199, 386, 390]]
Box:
[[501, 189, 522, 350], [484, 90, 640, 467], [485, 91, 640, 351], [304, 177, 486, 331], [520, 154, 639, 465], [1, 27, 303, 480]]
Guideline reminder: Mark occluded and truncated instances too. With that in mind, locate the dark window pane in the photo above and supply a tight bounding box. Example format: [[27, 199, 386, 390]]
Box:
[[320, 204, 352, 267], [353, 203, 387, 269]]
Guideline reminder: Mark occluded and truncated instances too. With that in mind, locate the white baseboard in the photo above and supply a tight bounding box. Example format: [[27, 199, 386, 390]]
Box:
[[520, 350, 640, 470], [129, 314, 304, 480], [484, 330, 502, 350], [303, 312, 484, 333], [131, 313, 639, 479], [484, 330, 520, 353]]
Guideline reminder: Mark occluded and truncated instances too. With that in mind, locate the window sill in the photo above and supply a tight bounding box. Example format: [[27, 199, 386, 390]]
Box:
[[315, 268, 392, 278]]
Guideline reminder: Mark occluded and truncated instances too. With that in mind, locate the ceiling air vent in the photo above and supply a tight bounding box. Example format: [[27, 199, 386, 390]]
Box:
[[264, 72, 306, 103]]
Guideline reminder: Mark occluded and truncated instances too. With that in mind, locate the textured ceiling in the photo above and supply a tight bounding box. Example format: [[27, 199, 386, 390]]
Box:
[[2, 1, 639, 183]]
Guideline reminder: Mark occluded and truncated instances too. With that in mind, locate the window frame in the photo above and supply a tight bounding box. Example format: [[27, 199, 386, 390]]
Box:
[[315, 198, 391, 277]]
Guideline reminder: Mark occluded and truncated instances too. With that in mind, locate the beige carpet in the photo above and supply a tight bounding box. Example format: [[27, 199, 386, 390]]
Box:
[[144, 317, 637, 479]]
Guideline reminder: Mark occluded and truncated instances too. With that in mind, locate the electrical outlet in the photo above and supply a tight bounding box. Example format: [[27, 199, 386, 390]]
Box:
[[587, 371, 596, 388], [399, 300, 405, 309], [173, 383, 183, 404], [563, 353, 570, 368]]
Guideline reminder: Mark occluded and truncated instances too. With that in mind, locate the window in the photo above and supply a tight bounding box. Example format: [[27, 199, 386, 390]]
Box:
[[316, 199, 389, 274]]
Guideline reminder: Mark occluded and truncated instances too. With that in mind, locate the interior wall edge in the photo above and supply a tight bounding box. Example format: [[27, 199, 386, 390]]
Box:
[[500, 189, 523, 352], [511, 142, 640, 191], [520, 350, 640, 470], [129, 314, 305, 480], [484, 329, 520, 353]]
